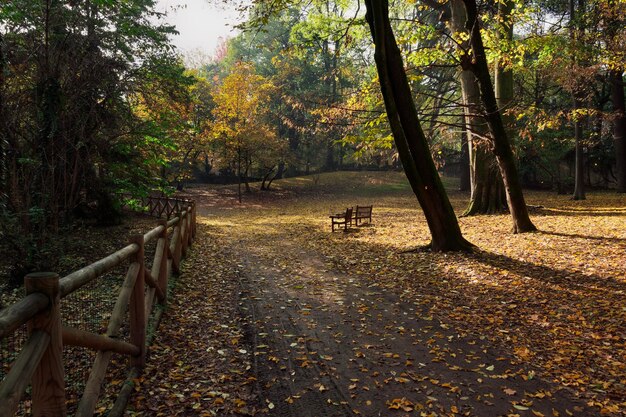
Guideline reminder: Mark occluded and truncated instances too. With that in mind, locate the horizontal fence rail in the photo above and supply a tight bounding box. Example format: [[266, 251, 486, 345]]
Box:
[[120, 194, 195, 220], [0, 196, 197, 417]]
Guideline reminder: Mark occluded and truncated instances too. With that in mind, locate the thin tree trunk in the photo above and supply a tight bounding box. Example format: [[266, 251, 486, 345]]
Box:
[[572, 112, 586, 199], [266, 171, 279, 190], [364, 0, 473, 252], [237, 146, 242, 204], [260, 166, 276, 190], [461, 0, 536, 233], [459, 125, 471, 192], [275, 161, 285, 180], [325, 140, 335, 171], [605, 0, 626, 192], [610, 71, 626, 192], [38, 81, 62, 230], [243, 155, 251, 193], [323, 39, 336, 171], [0, 32, 6, 195], [204, 153, 212, 176], [570, 0, 586, 200]]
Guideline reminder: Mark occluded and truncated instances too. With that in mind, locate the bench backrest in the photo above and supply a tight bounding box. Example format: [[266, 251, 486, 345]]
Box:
[[345, 207, 353, 220], [356, 205, 372, 216]]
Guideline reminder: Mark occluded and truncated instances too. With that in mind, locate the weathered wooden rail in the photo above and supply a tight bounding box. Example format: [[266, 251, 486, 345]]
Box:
[[121, 194, 195, 220], [0, 196, 197, 416]]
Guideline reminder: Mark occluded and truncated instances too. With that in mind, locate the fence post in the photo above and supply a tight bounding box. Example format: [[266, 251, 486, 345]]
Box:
[[25, 272, 66, 417], [191, 202, 197, 239], [174, 211, 183, 270], [157, 219, 169, 304], [186, 206, 193, 247], [194, 202, 197, 238], [180, 210, 188, 258], [129, 235, 146, 368]]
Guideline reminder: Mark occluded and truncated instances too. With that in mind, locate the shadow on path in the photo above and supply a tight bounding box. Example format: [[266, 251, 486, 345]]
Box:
[[536, 229, 626, 244], [222, 224, 596, 417]]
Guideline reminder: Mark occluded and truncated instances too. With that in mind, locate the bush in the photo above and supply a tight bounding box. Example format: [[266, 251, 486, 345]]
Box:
[[0, 196, 63, 290], [94, 190, 122, 226]]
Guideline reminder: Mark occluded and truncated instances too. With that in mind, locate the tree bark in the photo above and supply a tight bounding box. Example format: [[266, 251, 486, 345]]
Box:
[[610, 71, 626, 192], [572, 109, 586, 199], [495, 0, 516, 189], [0, 32, 5, 195], [459, 69, 506, 215], [237, 146, 242, 203], [570, 0, 586, 200], [266, 171, 278, 190], [364, 0, 473, 252], [243, 157, 251, 193], [461, 0, 536, 232], [494, 0, 515, 126], [260, 167, 275, 190], [323, 38, 340, 171], [450, 0, 507, 215], [459, 125, 471, 192]]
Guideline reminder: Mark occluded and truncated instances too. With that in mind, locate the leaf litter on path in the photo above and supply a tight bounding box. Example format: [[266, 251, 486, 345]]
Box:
[[130, 172, 625, 416]]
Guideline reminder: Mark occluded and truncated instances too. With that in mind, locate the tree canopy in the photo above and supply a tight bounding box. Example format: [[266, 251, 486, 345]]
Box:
[[1, 0, 624, 265]]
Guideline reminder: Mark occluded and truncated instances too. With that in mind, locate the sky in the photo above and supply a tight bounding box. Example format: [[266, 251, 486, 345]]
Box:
[[155, 0, 244, 64]]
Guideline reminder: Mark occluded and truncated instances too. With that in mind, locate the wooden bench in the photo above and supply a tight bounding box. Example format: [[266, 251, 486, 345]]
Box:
[[330, 207, 353, 232], [353, 205, 373, 226]]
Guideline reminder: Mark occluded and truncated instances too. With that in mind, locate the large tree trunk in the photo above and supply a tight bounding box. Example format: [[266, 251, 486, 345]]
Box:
[[494, 0, 515, 126], [364, 0, 473, 252], [450, 0, 507, 215], [495, 0, 516, 193], [459, 69, 506, 215], [461, 0, 536, 233], [610, 71, 626, 192]]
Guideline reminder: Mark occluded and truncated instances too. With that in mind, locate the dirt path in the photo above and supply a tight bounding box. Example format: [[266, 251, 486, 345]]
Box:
[[183, 187, 596, 417], [129, 181, 625, 416]]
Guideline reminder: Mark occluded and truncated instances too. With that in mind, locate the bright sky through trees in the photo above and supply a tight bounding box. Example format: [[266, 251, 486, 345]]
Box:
[[155, 0, 243, 60]]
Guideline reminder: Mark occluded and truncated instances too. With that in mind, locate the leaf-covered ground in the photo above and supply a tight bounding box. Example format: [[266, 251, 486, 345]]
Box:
[[129, 172, 625, 416]]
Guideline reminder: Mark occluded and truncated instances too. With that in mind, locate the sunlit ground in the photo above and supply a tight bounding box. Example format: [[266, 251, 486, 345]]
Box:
[[181, 171, 625, 414]]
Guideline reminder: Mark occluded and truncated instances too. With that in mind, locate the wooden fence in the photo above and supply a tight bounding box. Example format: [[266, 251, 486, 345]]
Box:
[[0, 196, 197, 416], [121, 194, 195, 219]]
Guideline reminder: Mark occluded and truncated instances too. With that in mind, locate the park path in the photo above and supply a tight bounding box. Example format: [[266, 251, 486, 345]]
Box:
[[131, 186, 597, 417]]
